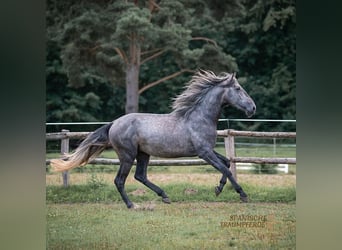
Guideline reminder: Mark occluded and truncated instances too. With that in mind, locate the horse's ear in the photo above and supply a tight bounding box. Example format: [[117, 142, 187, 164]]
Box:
[[228, 72, 235, 83], [228, 72, 235, 81], [220, 72, 235, 86]]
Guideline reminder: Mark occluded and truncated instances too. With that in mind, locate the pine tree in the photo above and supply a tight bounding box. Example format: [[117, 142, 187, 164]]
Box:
[[47, 0, 238, 114], [46, 0, 296, 131]]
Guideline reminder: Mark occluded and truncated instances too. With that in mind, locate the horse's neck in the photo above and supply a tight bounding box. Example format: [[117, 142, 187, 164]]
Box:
[[189, 88, 224, 125]]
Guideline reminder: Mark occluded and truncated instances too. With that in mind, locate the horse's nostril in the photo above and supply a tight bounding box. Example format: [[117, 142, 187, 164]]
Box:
[[252, 105, 256, 111]]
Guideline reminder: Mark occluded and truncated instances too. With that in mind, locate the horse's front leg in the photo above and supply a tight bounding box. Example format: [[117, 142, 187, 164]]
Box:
[[213, 151, 230, 195], [199, 149, 248, 202], [214, 150, 230, 168]]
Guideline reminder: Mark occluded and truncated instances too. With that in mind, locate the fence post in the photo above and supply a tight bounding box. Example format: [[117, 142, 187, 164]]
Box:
[[61, 129, 69, 187], [225, 129, 237, 180]]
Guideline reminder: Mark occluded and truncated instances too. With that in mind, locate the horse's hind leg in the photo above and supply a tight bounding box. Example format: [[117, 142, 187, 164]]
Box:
[[134, 151, 171, 204], [114, 155, 135, 208]]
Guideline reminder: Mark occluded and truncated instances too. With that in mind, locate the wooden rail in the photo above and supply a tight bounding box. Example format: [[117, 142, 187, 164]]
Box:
[[46, 131, 90, 140], [220, 129, 296, 179], [46, 129, 296, 186], [217, 129, 296, 138]]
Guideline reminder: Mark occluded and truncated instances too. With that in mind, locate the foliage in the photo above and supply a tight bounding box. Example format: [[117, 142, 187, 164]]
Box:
[[218, 0, 296, 131], [87, 173, 106, 189], [252, 163, 279, 174], [46, 0, 296, 131], [46, 40, 125, 122]]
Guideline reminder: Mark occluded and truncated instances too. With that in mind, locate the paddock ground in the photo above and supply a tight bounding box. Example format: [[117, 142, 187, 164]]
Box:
[[47, 202, 295, 249], [46, 172, 296, 187], [47, 173, 295, 249]]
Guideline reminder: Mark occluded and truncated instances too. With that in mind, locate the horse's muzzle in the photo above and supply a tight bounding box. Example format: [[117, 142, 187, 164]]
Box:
[[245, 104, 256, 117]]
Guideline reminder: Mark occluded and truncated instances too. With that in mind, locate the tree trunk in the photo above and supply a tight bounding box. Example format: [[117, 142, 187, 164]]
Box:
[[125, 63, 139, 113], [125, 32, 141, 114]]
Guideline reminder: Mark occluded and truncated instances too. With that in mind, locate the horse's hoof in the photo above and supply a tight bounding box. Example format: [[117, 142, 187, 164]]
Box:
[[240, 196, 248, 203], [162, 197, 171, 204], [127, 203, 135, 209], [215, 186, 221, 196]]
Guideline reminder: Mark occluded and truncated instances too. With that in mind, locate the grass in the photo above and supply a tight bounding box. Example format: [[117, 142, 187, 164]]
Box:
[[46, 182, 295, 204], [46, 156, 296, 249], [46, 171, 296, 204], [47, 202, 295, 249]]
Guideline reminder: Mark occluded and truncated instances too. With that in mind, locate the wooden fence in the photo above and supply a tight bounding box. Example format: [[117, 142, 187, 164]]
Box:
[[46, 129, 296, 186]]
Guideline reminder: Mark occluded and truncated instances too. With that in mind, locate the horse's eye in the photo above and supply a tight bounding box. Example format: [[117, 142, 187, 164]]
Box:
[[235, 86, 241, 90]]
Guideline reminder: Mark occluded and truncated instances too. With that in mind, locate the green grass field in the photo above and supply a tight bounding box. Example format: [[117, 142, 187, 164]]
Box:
[[46, 171, 295, 249], [47, 202, 295, 249], [46, 143, 296, 249]]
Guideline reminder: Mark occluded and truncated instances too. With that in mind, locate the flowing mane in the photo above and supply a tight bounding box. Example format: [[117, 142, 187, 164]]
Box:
[[172, 70, 232, 118]]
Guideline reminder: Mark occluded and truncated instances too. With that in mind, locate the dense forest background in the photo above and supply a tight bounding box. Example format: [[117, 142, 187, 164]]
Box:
[[46, 0, 295, 131]]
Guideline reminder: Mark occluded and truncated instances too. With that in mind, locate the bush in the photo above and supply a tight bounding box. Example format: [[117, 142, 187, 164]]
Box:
[[87, 173, 106, 189], [252, 164, 278, 174]]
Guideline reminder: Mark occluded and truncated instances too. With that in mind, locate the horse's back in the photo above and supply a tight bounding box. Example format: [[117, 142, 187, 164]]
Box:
[[109, 113, 196, 157]]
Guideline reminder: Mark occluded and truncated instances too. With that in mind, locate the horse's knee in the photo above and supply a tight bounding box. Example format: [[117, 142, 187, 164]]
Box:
[[222, 168, 233, 178], [134, 174, 146, 184], [114, 177, 124, 189]]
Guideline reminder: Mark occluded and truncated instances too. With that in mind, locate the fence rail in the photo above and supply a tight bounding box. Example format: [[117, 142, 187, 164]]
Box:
[[46, 130, 296, 140], [46, 129, 296, 186], [217, 130, 296, 138]]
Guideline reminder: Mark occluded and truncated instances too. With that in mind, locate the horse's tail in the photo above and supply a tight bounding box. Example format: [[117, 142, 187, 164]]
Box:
[[50, 122, 113, 172]]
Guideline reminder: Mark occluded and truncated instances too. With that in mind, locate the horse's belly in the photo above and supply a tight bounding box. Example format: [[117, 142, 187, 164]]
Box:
[[139, 136, 197, 158]]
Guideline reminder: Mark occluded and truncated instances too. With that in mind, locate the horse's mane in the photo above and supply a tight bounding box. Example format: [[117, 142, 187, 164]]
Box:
[[172, 70, 232, 119]]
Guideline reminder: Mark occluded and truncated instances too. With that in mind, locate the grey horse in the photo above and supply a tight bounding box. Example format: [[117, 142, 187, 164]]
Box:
[[51, 70, 256, 208]]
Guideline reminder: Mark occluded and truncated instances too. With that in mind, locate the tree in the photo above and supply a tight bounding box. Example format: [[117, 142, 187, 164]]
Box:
[[46, 40, 125, 122], [216, 0, 296, 131], [47, 0, 238, 114], [46, 0, 296, 132]]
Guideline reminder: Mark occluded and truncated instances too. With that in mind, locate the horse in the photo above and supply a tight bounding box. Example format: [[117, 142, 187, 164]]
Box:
[[50, 70, 256, 208]]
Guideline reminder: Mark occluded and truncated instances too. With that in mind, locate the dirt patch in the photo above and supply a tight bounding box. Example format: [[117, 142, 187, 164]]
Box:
[[132, 202, 156, 211], [129, 188, 147, 196], [184, 188, 198, 195]]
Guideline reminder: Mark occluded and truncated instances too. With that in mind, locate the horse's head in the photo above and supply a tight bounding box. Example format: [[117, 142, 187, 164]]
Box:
[[220, 73, 256, 117]]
